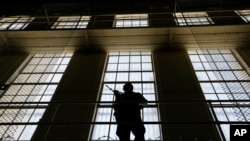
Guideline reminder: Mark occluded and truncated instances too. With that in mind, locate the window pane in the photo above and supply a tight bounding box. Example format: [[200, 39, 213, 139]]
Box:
[[92, 51, 161, 140], [104, 73, 116, 82], [175, 12, 214, 26], [114, 14, 148, 28], [107, 64, 117, 71], [142, 72, 154, 81], [0, 53, 72, 140], [142, 63, 152, 71], [0, 16, 34, 30], [129, 72, 141, 81], [188, 49, 250, 141], [51, 16, 90, 29], [116, 72, 128, 81], [195, 72, 209, 81], [119, 56, 129, 63], [118, 64, 129, 71], [130, 63, 141, 71]]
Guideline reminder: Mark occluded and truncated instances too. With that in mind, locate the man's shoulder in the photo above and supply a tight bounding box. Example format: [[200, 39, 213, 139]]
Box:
[[132, 92, 144, 98], [132, 91, 142, 95]]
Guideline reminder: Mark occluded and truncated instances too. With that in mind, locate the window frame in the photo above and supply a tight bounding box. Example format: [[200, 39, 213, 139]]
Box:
[[188, 49, 250, 141], [51, 16, 91, 29], [235, 10, 250, 23], [0, 53, 73, 140], [174, 12, 214, 26], [114, 14, 149, 28], [90, 51, 162, 141], [0, 16, 34, 30]]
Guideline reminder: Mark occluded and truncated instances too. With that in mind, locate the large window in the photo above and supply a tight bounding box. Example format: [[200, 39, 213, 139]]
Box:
[[90, 51, 162, 141], [174, 12, 214, 26], [0, 16, 34, 30], [0, 53, 72, 140], [188, 49, 250, 141], [51, 16, 91, 29], [235, 10, 250, 23], [114, 14, 148, 27]]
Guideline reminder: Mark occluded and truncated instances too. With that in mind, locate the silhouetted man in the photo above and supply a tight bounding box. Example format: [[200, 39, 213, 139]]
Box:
[[113, 82, 148, 141]]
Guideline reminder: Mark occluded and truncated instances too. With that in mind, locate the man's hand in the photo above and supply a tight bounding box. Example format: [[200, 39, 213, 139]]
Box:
[[113, 90, 121, 95]]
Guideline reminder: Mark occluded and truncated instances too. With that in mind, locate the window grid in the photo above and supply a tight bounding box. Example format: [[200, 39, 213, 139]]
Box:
[[174, 12, 214, 26], [51, 16, 91, 29], [0, 16, 34, 30], [188, 49, 250, 141], [0, 53, 73, 140], [114, 14, 148, 27], [91, 51, 162, 141], [235, 10, 250, 23]]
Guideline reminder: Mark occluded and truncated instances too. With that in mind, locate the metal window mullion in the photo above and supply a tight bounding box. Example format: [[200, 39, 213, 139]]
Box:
[[7, 55, 47, 139], [75, 16, 81, 29], [16, 105, 37, 140], [7, 17, 17, 30], [241, 82, 250, 100], [242, 14, 249, 23], [202, 51, 223, 118], [209, 82, 221, 106], [220, 53, 241, 81], [210, 52, 240, 114], [109, 53, 119, 139], [199, 51, 231, 122], [181, 12, 188, 26], [223, 80, 245, 121], [122, 19, 125, 27], [17, 108, 38, 140], [41, 56, 55, 83], [198, 53, 212, 81], [129, 54, 133, 72], [15, 17, 26, 30], [227, 51, 250, 121], [114, 53, 120, 84], [225, 51, 249, 109], [107, 109, 113, 141], [4, 108, 23, 138], [138, 53, 145, 121], [44, 56, 55, 73], [19, 18, 28, 30]]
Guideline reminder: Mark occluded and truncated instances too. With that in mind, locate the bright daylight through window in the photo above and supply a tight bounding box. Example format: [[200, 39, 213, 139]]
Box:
[[188, 49, 250, 141], [91, 51, 162, 141], [174, 12, 214, 26], [235, 10, 250, 23], [114, 14, 148, 27], [51, 16, 91, 29], [0, 16, 34, 30], [0, 53, 72, 140]]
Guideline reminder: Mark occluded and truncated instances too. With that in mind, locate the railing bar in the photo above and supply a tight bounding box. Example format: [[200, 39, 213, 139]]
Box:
[[0, 99, 250, 104], [1, 121, 250, 125]]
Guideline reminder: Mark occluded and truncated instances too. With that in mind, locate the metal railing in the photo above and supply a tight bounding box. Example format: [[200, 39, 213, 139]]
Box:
[[0, 10, 249, 31], [1, 100, 250, 141]]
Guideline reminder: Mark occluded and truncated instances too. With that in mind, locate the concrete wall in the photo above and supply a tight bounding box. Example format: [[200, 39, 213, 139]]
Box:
[[0, 53, 28, 88]]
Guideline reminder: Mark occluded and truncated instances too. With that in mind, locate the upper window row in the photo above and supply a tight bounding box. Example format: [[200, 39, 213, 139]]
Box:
[[1, 10, 250, 30]]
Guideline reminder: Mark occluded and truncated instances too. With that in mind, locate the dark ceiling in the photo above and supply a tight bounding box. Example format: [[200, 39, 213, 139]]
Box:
[[1, 0, 250, 16]]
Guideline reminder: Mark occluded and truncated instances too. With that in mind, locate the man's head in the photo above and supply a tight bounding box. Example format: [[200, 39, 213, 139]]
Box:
[[123, 82, 133, 92]]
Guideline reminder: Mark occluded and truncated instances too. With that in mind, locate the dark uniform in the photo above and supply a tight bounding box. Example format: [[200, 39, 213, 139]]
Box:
[[113, 82, 148, 141]]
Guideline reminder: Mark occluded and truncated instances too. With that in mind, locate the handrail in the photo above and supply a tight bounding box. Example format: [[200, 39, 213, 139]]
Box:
[[1, 99, 249, 141], [0, 10, 249, 31], [0, 99, 250, 104]]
